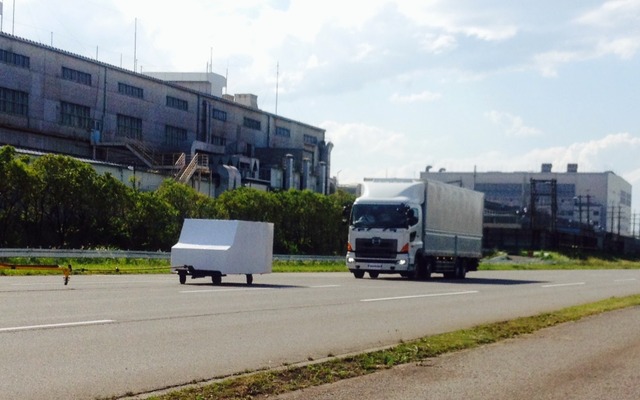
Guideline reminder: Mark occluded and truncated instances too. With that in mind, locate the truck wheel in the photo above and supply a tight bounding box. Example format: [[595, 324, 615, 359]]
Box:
[[368, 271, 379, 279], [212, 274, 222, 285], [246, 274, 253, 285], [179, 273, 186, 284], [423, 259, 434, 280], [454, 260, 466, 279], [353, 270, 365, 279], [415, 254, 430, 280]]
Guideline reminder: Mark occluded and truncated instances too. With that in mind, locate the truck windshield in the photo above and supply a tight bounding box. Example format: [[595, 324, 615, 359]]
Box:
[[350, 204, 408, 229]]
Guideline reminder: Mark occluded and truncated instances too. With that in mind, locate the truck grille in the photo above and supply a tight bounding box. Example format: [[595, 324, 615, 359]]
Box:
[[355, 238, 397, 259]]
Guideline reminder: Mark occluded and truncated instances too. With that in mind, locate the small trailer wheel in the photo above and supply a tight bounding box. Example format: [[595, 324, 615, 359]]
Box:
[[211, 274, 222, 285], [246, 274, 253, 285], [178, 273, 187, 284]]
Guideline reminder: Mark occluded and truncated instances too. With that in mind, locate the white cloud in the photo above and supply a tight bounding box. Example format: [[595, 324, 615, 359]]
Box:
[[486, 111, 543, 137], [575, 0, 640, 28], [389, 91, 442, 103]]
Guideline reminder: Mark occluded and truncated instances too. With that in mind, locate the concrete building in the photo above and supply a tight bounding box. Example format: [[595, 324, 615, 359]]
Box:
[[421, 163, 633, 237], [0, 33, 332, 195]]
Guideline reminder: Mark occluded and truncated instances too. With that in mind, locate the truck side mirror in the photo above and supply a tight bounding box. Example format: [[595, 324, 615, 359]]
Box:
[[342, 205, 352, 224], [406, 209, 418, 226]]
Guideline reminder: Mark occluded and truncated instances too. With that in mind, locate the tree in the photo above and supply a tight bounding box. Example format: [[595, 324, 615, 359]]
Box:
[[29, 154, 102, 247], [126, 190, 178, 250], [0, 146, 38, 246]]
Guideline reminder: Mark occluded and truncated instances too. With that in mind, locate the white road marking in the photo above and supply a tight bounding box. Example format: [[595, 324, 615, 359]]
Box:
[[361, 290, 478, 302], [542, 282, 586, 288], [0, 320, 115, 333], [614, 278, 637, 283], [309, 285, 341, 288], [180, 288, 269, 293]]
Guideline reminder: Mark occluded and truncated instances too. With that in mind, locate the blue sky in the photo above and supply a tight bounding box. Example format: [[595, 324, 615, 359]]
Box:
[[5, 0, 640, 211]]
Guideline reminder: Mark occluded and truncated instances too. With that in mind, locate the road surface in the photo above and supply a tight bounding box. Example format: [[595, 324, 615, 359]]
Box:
[[1, 270, 639, 399]]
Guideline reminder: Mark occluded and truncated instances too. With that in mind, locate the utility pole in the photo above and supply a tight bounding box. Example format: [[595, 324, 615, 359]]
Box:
[[617, 206, 622, 236]]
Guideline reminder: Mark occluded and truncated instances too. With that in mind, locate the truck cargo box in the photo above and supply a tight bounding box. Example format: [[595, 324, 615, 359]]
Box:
[[171, 219, 273, 285]]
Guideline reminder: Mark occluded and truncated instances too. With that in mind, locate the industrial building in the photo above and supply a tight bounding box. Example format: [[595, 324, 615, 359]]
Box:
[[0, 33, 332, 196], [421, 164, 635, 252]]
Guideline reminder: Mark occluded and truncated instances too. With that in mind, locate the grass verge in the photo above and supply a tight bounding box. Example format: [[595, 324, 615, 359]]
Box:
[[0, 259, 347, 276], [137, 294, 640, 400]]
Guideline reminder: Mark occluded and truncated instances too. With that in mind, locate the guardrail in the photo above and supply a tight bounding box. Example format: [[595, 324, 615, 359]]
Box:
[[0, 249, 344, 263]]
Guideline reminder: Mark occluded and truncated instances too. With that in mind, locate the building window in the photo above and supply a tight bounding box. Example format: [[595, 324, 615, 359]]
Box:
[[166, 96, 188, 111], [212, 136, 226, 146], [62, 67, 92, 86], [118, 82, 144, 99], [0, 87, 29, 116], [620, 190, 632, 207], [117, 114, 143, 140], [275, 127, 291, 137], [60, 101, 91, 129], [165, 125, 187, 146], [304, 134, 318, 145], [212, 108, 227, 122], [0, 48, 30, 68], [243, 117, 261, 130]]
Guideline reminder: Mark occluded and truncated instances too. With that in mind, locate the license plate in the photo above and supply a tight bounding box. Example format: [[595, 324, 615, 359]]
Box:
[[368, 264, 383, 269]]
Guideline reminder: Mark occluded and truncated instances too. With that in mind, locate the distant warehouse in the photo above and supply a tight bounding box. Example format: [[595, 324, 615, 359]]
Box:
[[0, 33, 333, 196], [421, 164, 634, 251]]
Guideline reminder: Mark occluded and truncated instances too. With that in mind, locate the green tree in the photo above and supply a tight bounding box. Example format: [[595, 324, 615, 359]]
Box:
[[92, 173, 137, 248], [0, 146, 39, 246], [127, 190, 178, 250], [29, 154, 102, 247], [155, 179, 217, 221]]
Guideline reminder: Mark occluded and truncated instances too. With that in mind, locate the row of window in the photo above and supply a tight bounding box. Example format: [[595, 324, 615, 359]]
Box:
[[118, 82, 144, 99], [1, 87, 310, 146], [0, 48, 30, 68], [304, 134, 318, 145], [243, 117, 261, 130], [0, 87, 29, 116], [166, 96, 188, 111], [62, 67, 92, 86], [212, 108, 227, 122], [276, 127, 291, 137]]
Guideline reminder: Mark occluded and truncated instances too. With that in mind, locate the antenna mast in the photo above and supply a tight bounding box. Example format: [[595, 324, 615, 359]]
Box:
[[133, 18, 138, 72], [275, 62, 279, 115]]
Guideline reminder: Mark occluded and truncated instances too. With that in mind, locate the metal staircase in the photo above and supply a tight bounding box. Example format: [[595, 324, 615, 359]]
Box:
[[175, 154, 210, 184]]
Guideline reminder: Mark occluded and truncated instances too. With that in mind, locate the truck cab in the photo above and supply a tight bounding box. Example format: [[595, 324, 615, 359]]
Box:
[[346, 180, 424, 279]]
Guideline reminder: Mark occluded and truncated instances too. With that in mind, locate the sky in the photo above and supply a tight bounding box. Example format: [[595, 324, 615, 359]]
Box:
[[3, 0, 640, 211]]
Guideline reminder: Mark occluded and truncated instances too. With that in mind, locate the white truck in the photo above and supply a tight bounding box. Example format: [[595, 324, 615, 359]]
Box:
[[346, 178, 484, 279], [171, 219, 273, 285]]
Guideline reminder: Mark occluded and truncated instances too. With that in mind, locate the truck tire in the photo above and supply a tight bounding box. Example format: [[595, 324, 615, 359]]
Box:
[[246, 274, 253, 285], [178, 273, 186, 284], [454, 259, 466, 279], [353, 270, 365, 279], [423, 259, 434, 280], [414, 253, 431, 280], [368, 271, 379, 279], [212, 274, 222, 285]]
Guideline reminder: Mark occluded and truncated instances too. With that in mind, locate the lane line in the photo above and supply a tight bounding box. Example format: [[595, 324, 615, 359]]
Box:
[[180, 288, 270, 294], [0, 320, 115, 333], [542, 282, 586, 288], [614, 278, 637, 283], [309, 285, 341, 288], [361, 290, 478, 302]]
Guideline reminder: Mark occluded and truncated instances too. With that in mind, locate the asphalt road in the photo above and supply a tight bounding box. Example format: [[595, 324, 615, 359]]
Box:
[[276, 306, 640, 400], [1, 270, 639, 399]]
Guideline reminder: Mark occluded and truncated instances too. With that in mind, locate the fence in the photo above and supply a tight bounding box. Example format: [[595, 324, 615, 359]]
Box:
[[0, 249, 344, 263]]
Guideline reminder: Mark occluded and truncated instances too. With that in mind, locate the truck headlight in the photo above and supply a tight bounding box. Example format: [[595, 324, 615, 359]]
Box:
[[347, 257, 355, 263], [397, 259, 407, 266]]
